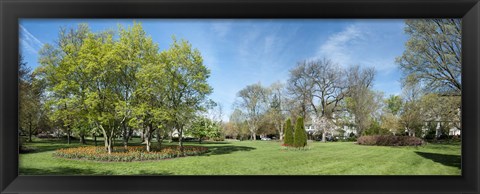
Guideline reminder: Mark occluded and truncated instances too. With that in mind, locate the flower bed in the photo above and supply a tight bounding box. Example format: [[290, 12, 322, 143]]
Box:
[[54, 145, 209, 162]]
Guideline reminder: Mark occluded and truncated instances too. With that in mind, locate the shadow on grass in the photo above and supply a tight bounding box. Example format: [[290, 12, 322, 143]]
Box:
[[203, 145, 255, 156], [20, 167, 111, 175], [415, 151, 461, 169], [21, 144, 82, 154]]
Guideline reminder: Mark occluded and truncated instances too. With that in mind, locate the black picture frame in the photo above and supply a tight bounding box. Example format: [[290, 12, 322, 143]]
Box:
[[1, 0, 479, 193]]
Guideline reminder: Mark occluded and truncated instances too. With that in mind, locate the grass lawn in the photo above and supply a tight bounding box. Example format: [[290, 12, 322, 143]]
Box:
[[19, 138, 461, 175]]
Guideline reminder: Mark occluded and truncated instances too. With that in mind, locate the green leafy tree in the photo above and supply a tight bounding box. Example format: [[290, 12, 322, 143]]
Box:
[[161, 37, 213, 153], [385, 95, 403, 115], [78, 31, 120, 153], [283, 118, 294, 146], [293, 117, 307, 148], [187, 116, 221, 144], [36, 24, 91, 144]]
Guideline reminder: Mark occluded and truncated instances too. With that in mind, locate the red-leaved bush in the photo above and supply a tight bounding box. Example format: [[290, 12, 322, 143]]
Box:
[[357, 135, 424, 146]]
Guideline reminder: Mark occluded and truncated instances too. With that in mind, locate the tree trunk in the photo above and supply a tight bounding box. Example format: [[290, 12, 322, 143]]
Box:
[[279, 123, 284, 140], [178, 125, 184, 155], [322, 132, 326, 142], [99, 125, 110, 152], [156, 129, 162, 148], [145, 123, 154, 152], [67, 130, 71, 144], [107, 137, 113, 154], [252, 132, 256, 140], [146, 134, 151, 152], [94, 134, 97, 146], [28, 122, 33, 142], [80, 135, 86, 144], [122, 122, 129, 149], [141, 127, 146, 143]]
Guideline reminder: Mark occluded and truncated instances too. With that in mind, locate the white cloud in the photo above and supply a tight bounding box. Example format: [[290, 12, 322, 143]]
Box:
[[19, 25, 44, 54], [315, 24, 363, 66]]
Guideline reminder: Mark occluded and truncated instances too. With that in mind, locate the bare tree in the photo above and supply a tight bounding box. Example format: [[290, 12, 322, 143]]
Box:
[[288, 58, 347, 142], [236, 83, 270, 140], [266, 82, 286, 140], [397, 19, 461, 96]]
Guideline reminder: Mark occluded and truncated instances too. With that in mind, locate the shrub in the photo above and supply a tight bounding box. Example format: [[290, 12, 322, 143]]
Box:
[[283, 118, 294, 146], [293, 117, 307, 148], [357, 135, 424, 146], [54, 145, 209, 162]]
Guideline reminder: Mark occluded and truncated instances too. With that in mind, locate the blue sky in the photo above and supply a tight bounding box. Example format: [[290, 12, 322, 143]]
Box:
[[20, 19, 408, 121]]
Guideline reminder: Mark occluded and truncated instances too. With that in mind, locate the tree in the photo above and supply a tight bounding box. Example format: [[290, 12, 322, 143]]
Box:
[[385, 95, 403, 115], [161, 38, 213, 153], [381, 113, 402, 135], [379, 95, 403, 135], [78, 31, 120, 153], [313, 116, 337, 138], [399, 77, 424, 137], [397, 19, 461, 96], [283, 118, 294, 146], [420, 93, 461, 137], [344, 65, 377, 136], [227, 108, 250, 140], [293, 117, 307, 148], [236, 83, 270, 140], [115, 23, 156, 149], [288, 58, 346, 142], [187, 116, 221, 144], [266, 82, 286, 140], [19, 55, 46, 142], [36, 24, 91, 144], [117, 23, 165, 151]]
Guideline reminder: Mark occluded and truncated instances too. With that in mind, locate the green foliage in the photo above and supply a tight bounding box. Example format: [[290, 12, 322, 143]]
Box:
[[385, 95, 403, 115], [187, 117, 222, 143], [293, 117, 307, 148], [363, 119, 391, 136], [283, 118, 294, 146], [35, 23, 213, 153]]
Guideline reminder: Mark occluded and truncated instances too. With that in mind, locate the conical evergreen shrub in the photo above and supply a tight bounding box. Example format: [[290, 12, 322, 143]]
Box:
[[294, 117, 307, 148], [284, 118, 294, 146]]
